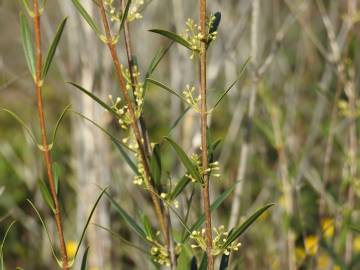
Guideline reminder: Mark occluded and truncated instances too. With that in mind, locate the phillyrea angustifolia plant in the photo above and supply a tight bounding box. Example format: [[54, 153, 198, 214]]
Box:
[[1, 0, 274, 269]]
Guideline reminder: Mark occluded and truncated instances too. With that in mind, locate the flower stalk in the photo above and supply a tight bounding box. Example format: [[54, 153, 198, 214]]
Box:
[[199, 0, 214, 269], [33, 0, 68, 268], [97, 0, 169, 247]]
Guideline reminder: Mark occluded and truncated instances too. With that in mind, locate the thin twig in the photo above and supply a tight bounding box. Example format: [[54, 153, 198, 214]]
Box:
[[97, 0, 169, 247], [199, 0, 213, 269], [33, 0, 68, 268]]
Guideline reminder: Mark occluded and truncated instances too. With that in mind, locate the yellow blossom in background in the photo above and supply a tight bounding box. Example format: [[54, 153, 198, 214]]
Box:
[[316, 253, 330, 269], [353, 235, 360, 253], [295, 247, 306, 265], [333, 265, 341, 270], [89, 268, 100, 270], [66, 240, 77, 259], [321, 218, 334, 238], [304, 235, 319, 256]]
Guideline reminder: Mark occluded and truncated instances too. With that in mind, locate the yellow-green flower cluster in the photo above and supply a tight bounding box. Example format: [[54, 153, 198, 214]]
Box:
[[338, 99, 360, 117], [121, 65, 144, 118], [190, 226, 241, 256], [182, 85, 201, 112], [104, 0, 144, 22], [104, 0, 121, 22], [128, 0, 144, 21], [160, 192, 179, 208], [108, 94, 132, 130], [150, 244, 170, 267], [183, 19, 203, 60], [207, 13, 219, 42]]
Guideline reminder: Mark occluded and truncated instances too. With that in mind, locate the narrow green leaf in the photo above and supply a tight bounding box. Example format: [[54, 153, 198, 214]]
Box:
[[167, 107, 190, 135], [199, 254, 208, 270], [20, 0, 34, 17], [53, 163, 60, 195], [74, 188, 108, 259], [68, 83, 119, 119], [143, 43, 173, 96], [70, 110, 132, 152], [20, 14, 35, 78], [182, 182, 238, 242], [119, 0, 132, 33], [150, 144, 162, 188], [1, 108, 38, 146], [51, 104, 72, 148], [71, 0, 102, 37], [149, 29, 192, 50], [94, 224, 148, 254], [80, 247, 89, 270], [190, 256, 197, 270], [42, 18, 67, 80], [113, 141, 139, 174], [142, 214, 154, 240], [219, 254, 229, 270], [38, 179, 56, 213], [164, 137, 202, 183], [27, 200, 62, 265], [147, 78, 188, 105], [105, 191, 147, 240], [212, 58, 250, 110], [0, 220, 16, 270], [170, 175, 191, 201], [223, 204, 274, 248]]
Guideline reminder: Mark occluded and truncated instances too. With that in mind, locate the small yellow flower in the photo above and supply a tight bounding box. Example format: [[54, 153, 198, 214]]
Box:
[[321, 218, 335, 238], [304, 235, 319, 256], [353, 235, 360, 253], [66, 240, 77, 259], [316, 253, 330, 269], [333, 265, 341, 270]]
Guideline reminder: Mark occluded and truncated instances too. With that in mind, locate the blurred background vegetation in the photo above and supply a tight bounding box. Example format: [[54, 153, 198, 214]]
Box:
[[1, 0, 360, 269]]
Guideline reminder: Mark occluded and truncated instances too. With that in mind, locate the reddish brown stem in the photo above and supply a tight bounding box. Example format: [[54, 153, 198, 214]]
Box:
[[97, 0, 169, 245], [199, 0, 214, 269], [33, 0, 68, 268]]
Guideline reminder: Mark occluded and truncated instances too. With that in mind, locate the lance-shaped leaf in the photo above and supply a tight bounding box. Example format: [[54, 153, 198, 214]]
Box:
[[70, 110, 138, 174], [71, 0, 102, 38], [80, 247, 89, 270], [211, 58, 250, 110], [42, 18, 67, 80], [143, 43, 173, 99], [27, 200, 62, 266], [190, 256, 197, 270], [147, 78, 189, 105], [164, 137, 202, 183], [199, 254, 208, 270], [119, 0, 132, 33], [150, 144, 162, 188], [219, 254, 229, 270], [222, 204, 274, 248], [53, 163, 60, 195], [68, 82, 119, 119], [170, 175, 191, 201], [51, 104, 72, 149], [142, 214, 155, 240], [38, 179, 56, 213], [20, 14, 35, 78], [1, 108, 38, 146], [149, 29, 192, 50], [74, 188, 108, 259], [105, 191, 147, 240], [182, 182, 238, 242], [0, 220, 16, 270]]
